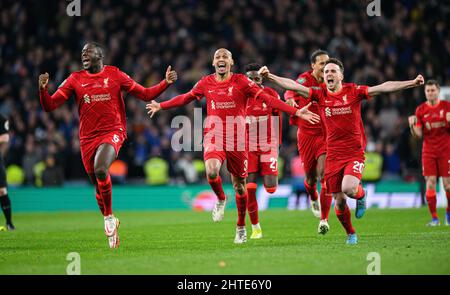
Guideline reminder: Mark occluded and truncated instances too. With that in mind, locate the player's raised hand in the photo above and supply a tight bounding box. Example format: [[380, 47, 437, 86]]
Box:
[[295, 102, 320, 124], [286, 98, 298, 108], [414, 74, 425, 86], [39, 72, 49, 89], [146, 101, 162, 118], [165, 65, 178, 84], [408, 115, 417, 127], [258, 66, 270, 78]]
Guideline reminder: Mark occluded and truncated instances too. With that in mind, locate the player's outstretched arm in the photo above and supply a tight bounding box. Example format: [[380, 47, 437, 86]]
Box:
[[408, 115, 422, 138], [145, 91, 197, 118], [129, 66, 178, 101], [38, 72, 69, 112], [368, 75, 424, 97], [259, 66, 310, 98]]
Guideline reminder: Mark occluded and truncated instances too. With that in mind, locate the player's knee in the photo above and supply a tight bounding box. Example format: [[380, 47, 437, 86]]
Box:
[[426, 178, 437, 190], [94, 166, 108, 180], [305, 175, 317, 186], [233, 183, 246, 195], [206, 171, 219, 180], [342, 184, 357, 197], [0, 187, 7, 196], [444, 183, 450, 193]]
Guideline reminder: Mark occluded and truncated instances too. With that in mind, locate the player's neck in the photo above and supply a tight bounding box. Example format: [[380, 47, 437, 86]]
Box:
[[328, 83, 343, 93], [426, 99, 439, 106], [312, 71, 323, 84], [88, 63, 104, 74], [215, 71, 232, 82]]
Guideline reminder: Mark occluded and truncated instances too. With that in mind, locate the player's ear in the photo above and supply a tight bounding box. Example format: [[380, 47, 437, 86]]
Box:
[[230, 58, 234, 66]]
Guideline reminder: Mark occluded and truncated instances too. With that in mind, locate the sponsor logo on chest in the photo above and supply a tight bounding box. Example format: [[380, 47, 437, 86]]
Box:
[[324, 106, 352, 117]]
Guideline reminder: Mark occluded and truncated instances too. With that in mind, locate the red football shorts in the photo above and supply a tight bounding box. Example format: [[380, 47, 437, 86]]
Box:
[[297, 132, 327, 174], [325, 156, 365, 194], [422, 155, 450, 177], [203, 142, 248, 178], [248, 149, 279, 176], [80, 131, 126, 174]]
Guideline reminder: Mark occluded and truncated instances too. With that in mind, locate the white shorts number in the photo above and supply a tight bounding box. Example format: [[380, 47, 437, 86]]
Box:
[[353, 161, 364, 174], [112, 134, 120, 144], [270, 157, 278, 171], [243, 160, 248, 172]]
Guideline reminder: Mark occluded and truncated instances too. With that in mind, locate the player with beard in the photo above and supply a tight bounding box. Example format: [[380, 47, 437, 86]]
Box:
[[146, 48, 320, 244], [259, 59, 424, 244]]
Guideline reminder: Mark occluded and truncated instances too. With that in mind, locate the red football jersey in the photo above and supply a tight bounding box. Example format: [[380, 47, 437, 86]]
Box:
[[189, 73, 294, 151], [55, 66, 138, 140], [284, 70, 323, 136], [246, 86, 281, 152], [308, 83, 370, 160], [415, 100, 450, 157]]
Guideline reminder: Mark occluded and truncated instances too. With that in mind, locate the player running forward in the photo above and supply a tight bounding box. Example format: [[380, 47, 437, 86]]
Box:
[[146, 48, 320, 244], [38, 42, 177, 248], [260, 58, 424, 244], [284, 50, 333, 233], [408, 80, 450, 226], [244, 63, 283, 240]]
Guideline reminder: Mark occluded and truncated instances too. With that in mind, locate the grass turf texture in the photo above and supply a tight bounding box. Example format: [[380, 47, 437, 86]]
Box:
[[1, 208, 449, 274]]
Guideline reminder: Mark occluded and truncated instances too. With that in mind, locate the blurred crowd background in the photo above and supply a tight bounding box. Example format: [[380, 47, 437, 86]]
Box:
[[0, 0, 449, 186]]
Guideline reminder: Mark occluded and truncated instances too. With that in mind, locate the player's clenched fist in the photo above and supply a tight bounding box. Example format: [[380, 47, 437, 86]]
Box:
[[39, 72, 49, 89], [258, 66, 269, 77], [146, 101, 161, 118], [165, 65, 178, 84], [295, 102, 320, 124], [414, 74, 425, 86], [408, 115, 417, 127]]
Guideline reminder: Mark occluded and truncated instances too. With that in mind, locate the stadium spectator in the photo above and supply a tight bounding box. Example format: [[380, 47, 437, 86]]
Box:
[[0, 0, 448, 185]]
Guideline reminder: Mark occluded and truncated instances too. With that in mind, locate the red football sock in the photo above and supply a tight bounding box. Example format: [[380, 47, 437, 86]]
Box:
[[335, 205, 355, 235], [97, 174, 112, 216], [426, 189, 438, 219], [354, 183, 365, 200], [320, 179, 332, 220], [446, 191, 450, 213], [304, 180, 318, 201], [95, 188, 105, 215], [207, 176, 226, 201], [247, 183, 258, 225], [264, 186, 277, 194], [236, 192, 248, 226]]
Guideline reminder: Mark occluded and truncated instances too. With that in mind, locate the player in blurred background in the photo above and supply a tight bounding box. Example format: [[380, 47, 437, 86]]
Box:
[[260, 59, 424, 244], [244, 63, 283, 240], [146, 48, 320, 244], [38, 42, 178, 248], [0, 114, 14, 231], [408, 80, 450, 226], [284, 50, 333, 234]]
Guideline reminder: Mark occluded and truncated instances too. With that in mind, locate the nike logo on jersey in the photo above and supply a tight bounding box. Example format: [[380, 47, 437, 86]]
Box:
[[208, 90, 215, 93], [81, 83, 89, 87]]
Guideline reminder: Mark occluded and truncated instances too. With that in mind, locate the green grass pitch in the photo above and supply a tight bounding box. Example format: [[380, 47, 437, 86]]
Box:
[[1, 208, 449, 274]]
